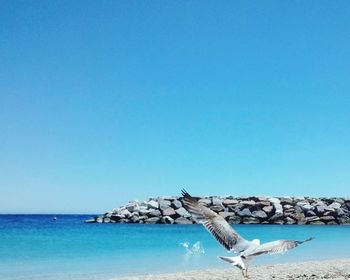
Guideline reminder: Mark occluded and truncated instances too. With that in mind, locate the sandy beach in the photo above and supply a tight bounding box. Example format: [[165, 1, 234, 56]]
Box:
[[116, 259, 350, 280]]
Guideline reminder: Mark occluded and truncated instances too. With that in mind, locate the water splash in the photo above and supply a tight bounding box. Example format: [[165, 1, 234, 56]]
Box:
[[180, 241, 205, 255]]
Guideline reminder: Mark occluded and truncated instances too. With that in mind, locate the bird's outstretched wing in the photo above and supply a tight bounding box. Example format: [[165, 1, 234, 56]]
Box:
[[181, 189, 250, 252], [243, 237, 314, 258]]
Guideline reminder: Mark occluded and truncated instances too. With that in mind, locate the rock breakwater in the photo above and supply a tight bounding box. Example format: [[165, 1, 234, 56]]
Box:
[[86, 196, 350, 225]]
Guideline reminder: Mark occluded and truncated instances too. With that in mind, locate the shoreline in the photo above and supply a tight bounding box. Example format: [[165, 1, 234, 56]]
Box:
[[115, 258, 350, 280]]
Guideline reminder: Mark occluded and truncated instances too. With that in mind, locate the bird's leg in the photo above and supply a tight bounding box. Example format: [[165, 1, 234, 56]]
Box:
[[245, 268, 249, 278], [241, 269, 248, 278], [241, 268, 249, 279]]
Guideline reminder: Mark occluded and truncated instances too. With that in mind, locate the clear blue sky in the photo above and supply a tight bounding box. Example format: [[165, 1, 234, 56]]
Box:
[[1, 1, 350, 214]]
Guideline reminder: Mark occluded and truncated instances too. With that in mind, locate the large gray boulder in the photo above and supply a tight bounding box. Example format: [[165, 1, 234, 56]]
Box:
[[336, 208, 347, 217], [147, 200, 159, 209], [161, 196, 176, 201], [237, 208, 252, 217], [139, 209, 152, 216], [328, 202, 341, 209], [105, 211, 113, 218], [241, 200, 256, 207], [176, 207, 191, 218], [338, 217, 350, 224], [280, 197, 293, 204], [243, 217, 260, 224], [175, 217, 193, 224], [306, 210, 317, 217], [130, 215, 140, 223], [270, 212, 283, 221], [344, 202, 350, 210], [171, 200, 182, 209], [285, 217, 296, 224], [256, 201, 271, 207], [283, 204, 294, 210], [301, 204, 314, 212], [309, 221, 325, 225], [159, 200, 171, 210], [212, 197, 223, 206], [269, 197, 283, 215], [219, 212, 236, 219], [119, 209, 132, 218], [149, 210, 161, 217], [305, 216, 320, 223], [315, 205, 326, 215], [262, 205, 273, 214], [162, 207, 176, 216], [162, 216, 174, 224], [273, 219, 285, 225], [268, 197, 281, 205], [110, 214, 125, 221], [320, 216, 335, 222], [145, 217, 160, 224], [210, 205, 225, 212], [228, 216, 241, 224], [125, 203, 137, 212], [223, 199, 239, 205], [252, 210, 268, 219]]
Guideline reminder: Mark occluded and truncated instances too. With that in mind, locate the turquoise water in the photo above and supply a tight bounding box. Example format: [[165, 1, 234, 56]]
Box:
[[1, 215, 350, 280]]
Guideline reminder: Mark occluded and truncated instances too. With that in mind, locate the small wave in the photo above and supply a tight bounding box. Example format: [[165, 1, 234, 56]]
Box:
[[180, 241, 205, 255]]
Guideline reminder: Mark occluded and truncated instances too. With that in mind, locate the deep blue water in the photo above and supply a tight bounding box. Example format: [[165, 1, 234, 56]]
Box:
[[1, 215, 350, 280]]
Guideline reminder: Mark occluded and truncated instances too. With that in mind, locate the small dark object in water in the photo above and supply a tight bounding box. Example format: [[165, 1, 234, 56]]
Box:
[[53, 216, 57, 221]]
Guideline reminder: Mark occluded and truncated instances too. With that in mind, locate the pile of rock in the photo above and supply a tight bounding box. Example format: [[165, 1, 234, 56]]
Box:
[[86, 196, 350, 225]]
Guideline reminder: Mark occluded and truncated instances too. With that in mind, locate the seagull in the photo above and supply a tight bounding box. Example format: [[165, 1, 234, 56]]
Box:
[[181, 190, 314, 278]]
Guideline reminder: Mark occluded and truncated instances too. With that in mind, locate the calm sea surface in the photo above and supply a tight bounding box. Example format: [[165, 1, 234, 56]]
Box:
[[1, 215, 350, 280]]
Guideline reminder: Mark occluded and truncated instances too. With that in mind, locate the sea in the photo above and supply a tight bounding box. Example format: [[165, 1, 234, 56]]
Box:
[[1, 215, 350, 280]]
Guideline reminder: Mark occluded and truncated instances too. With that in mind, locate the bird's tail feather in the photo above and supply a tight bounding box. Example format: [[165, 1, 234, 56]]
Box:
[[218, 256, 246, 269]]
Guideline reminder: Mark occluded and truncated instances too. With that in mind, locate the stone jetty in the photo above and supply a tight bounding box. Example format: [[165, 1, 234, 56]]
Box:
[[86, 195, 350, 225]]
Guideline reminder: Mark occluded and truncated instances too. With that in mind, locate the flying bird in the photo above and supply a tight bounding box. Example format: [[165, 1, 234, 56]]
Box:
[[181, 189, 314, 277]]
